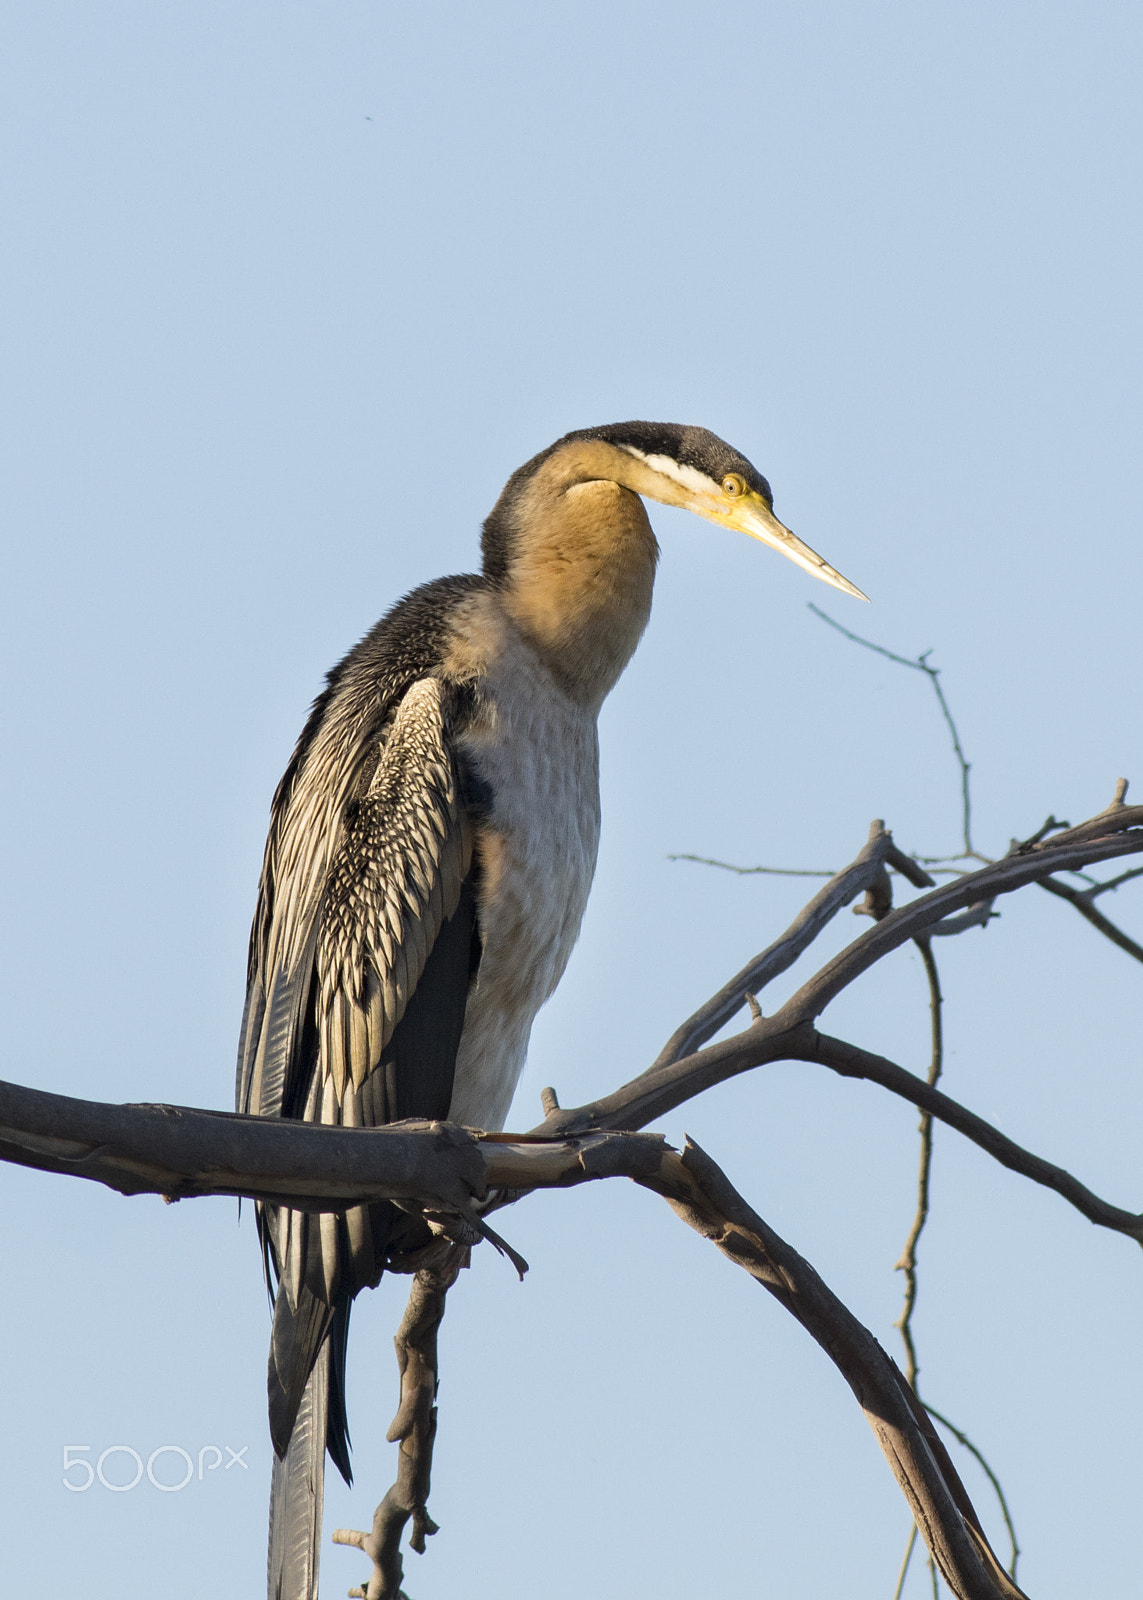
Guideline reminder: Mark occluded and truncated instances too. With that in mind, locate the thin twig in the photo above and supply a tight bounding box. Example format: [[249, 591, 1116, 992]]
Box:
[[891, 944, 1019, 1591], [540, 809, 1143, 1142], [670, 850, 962, 883], [1082, 862, 1143, 900], [928, 1407, 1020, 1580], [668, 853, 834, 878], [893, 1525, 920, 1600], [773, 811, 1143, 1026], [892, 938, 944, 1600], [808, 605, 978, 858], [895, 938, 944, 1392], [1036, 875, 1143, 966], [652, 822, 934, 1072]]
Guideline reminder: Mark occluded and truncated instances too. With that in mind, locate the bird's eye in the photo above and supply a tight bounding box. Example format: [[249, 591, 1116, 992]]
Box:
[[722, 474, 746, 499]]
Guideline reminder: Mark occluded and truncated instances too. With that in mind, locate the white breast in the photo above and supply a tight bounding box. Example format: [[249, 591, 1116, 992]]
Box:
[[448, 629, 601, 1130]]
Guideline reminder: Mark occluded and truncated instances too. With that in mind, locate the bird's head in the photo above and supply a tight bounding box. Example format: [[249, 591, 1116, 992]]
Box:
[[483, 420, 867, 603]]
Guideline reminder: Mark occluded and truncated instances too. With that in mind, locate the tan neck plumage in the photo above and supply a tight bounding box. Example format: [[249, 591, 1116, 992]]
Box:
[[499, 440, 663, 708]]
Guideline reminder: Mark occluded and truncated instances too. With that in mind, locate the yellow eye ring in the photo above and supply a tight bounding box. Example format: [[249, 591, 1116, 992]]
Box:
[[721, 473, 746, 498]]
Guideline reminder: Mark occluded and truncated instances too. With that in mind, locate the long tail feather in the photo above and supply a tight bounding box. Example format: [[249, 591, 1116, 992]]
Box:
[[325, 1297, 354, 1487], [269, 1342, 328, 1600], [268, 1279, 332, 1461]]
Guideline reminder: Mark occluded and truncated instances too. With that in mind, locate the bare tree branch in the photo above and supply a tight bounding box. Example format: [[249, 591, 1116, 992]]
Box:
[[4, 1025, 1136, 1257], [802, 1033, 1143, 1243], [334, 1250, 465, 1600], [1, 789, 1138, 1595], [927, 1406, 1021, 1583], [539, 804, 1143, 1145], [652, 820, 933, 1070], [0, 1075, 1042, 1596], [0, 1077, 491, 1212], [808, 605, 979, 859], [892, 941, 1021, 1587], [1036, 875, 1143, 965], [804, 617, 1142, 968], [1082, 862, 1143, 900], [0, 1076, 673, 1213], [3, 803, 1139, 1246], [895, 938, 943, 1395], [637, 1139, 1029, 1600], [893, 1526, 921, 1600], [772, 808, 1143, 1029], [891, 940, 943, 1599], [668, 852, 834, 878]]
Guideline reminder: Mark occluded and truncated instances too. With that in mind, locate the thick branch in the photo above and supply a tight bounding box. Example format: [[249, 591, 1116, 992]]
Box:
[[637, 1140, 1028, 1600], [0, 1074, 671, 1212], [0, 1080, 1123, 1591], [0, 1077, 493, 1210]]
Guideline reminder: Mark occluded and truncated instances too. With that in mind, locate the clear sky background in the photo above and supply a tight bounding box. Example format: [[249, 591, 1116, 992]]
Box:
[[1, 3, 1140, 1596]]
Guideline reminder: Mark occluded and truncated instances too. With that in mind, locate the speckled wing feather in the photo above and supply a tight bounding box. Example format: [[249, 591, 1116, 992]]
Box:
[[235, 573, 485, 1135], [261, 675, 476, 1431], [315, 676, 473, 1120], [240, 645, 482, 1600]]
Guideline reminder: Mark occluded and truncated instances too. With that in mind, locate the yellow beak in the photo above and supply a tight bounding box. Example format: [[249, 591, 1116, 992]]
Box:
[[724, 492, 869, 602]]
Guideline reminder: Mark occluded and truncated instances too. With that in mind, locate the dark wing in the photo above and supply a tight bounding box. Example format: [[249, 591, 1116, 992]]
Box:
[[238, 673, 479, 1463], [236, 571, 487, 1132], [314, 674, 474, 1131], [238, 670, 476, 1131]]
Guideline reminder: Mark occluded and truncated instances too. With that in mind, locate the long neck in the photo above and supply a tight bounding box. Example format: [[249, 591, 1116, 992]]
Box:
[[493, 440, 661, 708]]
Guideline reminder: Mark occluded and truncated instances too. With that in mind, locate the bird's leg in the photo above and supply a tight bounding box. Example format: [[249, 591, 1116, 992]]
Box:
[[333, 1247, 465, 1600]]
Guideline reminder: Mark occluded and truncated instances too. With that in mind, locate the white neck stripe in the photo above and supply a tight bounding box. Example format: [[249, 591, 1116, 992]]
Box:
[[617, 445, 719, 499]]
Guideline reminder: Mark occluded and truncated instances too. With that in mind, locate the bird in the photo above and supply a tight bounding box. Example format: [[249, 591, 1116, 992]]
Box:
[[235, 420, 865, 1600]]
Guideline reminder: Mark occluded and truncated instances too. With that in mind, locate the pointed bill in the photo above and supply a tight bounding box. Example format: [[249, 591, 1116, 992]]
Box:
[[734, 495, 869, 602]]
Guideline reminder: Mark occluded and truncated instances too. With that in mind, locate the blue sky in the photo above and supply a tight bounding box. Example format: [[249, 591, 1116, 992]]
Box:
[[1, 3, 1140, 1595]]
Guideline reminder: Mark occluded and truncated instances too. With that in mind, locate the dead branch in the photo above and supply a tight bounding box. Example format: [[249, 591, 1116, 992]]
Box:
[[927, 1406, 1021, 1582], [808, 603, 978, 858], [2, 804, 1138, 1242], [892, 941, 1021, 1590], [0, 791, 1138, 1596], [333, 1249, 465, 1600], [1082, 862, 1143, 900], [1036, 874, 1143, 965], [652, 819, 934, 1070], [636, 1139, 1028, 1600], [801, 1033, 1143, 1244], [895, 937, 943, 1394], [6, 1053, 1137, 1253], [545, 800, 1142, 1137], [0, 1072, 1048, 1596], [0, 1074, 674, 1213], [773, 804, 1143, 1027], [668, 852, 834, 878], [0, 1077, 490, 1212]]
